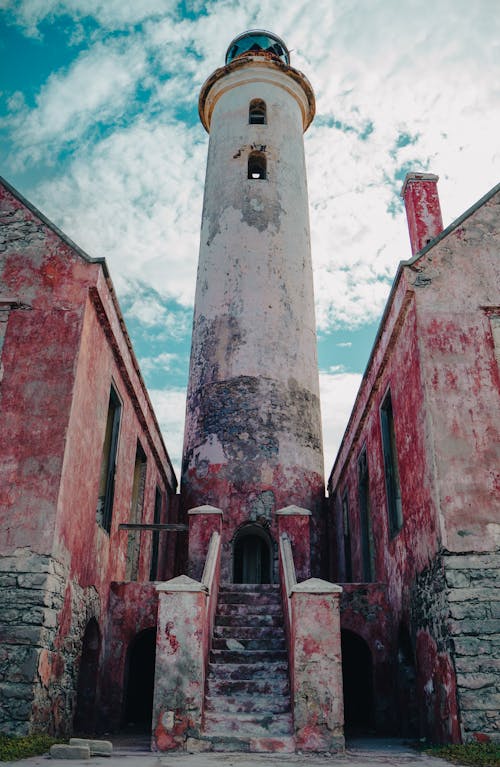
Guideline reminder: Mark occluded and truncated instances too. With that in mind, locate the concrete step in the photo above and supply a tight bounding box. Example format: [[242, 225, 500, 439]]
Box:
[[204, 711, 293, 738], [216, 612, 283, 627], [213, 625, 284, 640], [210, 648, 287, 664], [206, 677, 289, 696], [208, 661, 288, 680], [188, 734, 295, 753], [205, 693, 290, 714], [212, 636, 286, 651], [217, 591, 281, 606], [217, 602, 282, 616], [220, 584, 280, 592]]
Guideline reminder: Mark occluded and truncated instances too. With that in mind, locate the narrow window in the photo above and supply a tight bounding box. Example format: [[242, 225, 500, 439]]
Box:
[[150, 487, 163, 581], [248, 151, 266, 180], [380, 390, 403, 537], [96, 386, 121, 533], [342, 490, 353, 582], [249, 99, 266, 125], [358, 447, 375, 582], [125, 441, 147, 580]]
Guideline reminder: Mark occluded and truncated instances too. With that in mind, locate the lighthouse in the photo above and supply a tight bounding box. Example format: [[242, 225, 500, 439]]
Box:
[[181, 30, 324, 583]]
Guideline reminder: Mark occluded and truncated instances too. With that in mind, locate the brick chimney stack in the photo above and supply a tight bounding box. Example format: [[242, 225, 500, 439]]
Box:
[[401, 172, 443, 256]]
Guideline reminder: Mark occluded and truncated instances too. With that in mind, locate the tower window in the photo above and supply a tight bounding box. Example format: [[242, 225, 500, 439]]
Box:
[[248, 151, 266, 180], [249, 99, 266, 125]]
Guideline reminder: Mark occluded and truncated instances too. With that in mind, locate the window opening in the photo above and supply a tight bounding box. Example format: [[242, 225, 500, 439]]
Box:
[[248, 151, 266, 180], [249, 99, 266, 125], [97, 386, 121, 533], [358, 447, 375, 582], [125, 442, 147, 580], [150, 488, 163, 581], [342, 490, 353, 582], [380, 390, 403, 537]]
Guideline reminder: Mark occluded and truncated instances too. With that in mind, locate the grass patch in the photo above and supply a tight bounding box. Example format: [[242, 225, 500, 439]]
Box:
[[425, 742, 500, 766], [0, 734, 63, 762]]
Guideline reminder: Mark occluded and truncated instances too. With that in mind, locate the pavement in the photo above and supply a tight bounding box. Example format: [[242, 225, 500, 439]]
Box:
[[9, 739, 456, 767]]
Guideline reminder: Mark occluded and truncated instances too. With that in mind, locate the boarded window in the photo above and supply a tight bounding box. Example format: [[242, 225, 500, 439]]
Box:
[[96, 386, 121, 533], [380, 390, 403, 537], [249, 99, 266, 125], [342, 490, 353, 582], [125, 442, 147, 580], [149, 487, 163, 581], [248, 151, 266, 180], [358, 447, 375, 582]]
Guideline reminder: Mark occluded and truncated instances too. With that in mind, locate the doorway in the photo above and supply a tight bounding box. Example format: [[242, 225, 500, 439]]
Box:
[[74, 618, 100, 735], [123, 628, 156, 730], [341, 629, 373, 733], [233, 525, 272, 584]]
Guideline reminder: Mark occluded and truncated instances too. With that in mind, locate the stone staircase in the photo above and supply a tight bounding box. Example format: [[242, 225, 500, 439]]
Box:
[[202, 583, 294, 752]]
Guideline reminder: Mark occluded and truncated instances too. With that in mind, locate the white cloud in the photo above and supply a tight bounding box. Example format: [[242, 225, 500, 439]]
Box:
[[319, 370, 362, 478], [336, 342, 352, 348], [139, 352, 180, 376]]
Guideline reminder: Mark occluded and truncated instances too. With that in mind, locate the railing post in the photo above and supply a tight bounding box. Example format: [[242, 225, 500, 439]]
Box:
[[276, 505, 311, 580], [188, 505, 223, 581]]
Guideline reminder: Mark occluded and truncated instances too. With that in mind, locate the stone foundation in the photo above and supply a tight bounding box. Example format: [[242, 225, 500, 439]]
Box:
[[445, 551, 500, 742], [0, 548, 100, 736], [411, 550, 500, 743]]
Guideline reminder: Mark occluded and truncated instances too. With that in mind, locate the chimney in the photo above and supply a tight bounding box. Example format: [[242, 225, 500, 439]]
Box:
[[401, 172, 443, 256]]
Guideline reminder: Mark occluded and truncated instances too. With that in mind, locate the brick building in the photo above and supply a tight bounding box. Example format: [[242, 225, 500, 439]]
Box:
[[327, 175, 500, 744], [0, 177, 180, 736]]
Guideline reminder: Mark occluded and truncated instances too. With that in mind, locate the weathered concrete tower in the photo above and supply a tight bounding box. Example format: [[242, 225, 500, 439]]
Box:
[[182, 31, 324, 582]]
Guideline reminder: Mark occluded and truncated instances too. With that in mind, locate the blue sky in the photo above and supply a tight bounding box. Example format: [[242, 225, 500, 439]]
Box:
[[1, 0, 499, 477]]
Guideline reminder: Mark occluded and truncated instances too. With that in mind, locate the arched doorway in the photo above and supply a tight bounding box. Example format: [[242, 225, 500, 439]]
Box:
[[341, 630, 373, 734], [123, 628, 156, 730], [74, 618, 101, 735], [233, 524, 273, 584]]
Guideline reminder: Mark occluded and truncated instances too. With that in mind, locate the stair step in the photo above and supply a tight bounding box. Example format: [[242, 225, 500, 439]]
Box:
[[217, 602, 282, 616], [188, 735, 295, 753], [207, 677, 289, 696], [208, 661, 288, 680], [216, 613, 283, 627], [212, 637, 286, 651], [204, 711, 293, 738], [213, 625, 284, 640], [220, 583, 280, 592], [210, 649, 287, 664], [205, 693, 290, 714], [217, 592, 281, 605]]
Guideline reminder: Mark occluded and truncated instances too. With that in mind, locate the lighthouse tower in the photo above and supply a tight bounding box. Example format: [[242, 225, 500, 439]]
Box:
[[182, 30, 324, 582]]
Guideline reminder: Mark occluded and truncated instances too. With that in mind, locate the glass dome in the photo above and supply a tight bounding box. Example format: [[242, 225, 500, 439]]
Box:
[[225, 30, 290, 65]]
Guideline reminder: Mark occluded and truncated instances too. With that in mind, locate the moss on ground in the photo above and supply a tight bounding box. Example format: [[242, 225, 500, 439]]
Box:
[[425, 742, 500, 767], [0, 734, 64, 761]]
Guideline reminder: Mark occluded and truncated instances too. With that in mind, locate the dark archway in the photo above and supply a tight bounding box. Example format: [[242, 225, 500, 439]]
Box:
[[123, 628, 156, 730], [233, 524, 272, 584], [74, 618, 101, 735], [341, 630, 373, 734]]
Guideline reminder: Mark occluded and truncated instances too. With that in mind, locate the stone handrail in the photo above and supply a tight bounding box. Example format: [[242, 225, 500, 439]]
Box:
[[279, 532, 297, 634], [201, 530, 222, 669]]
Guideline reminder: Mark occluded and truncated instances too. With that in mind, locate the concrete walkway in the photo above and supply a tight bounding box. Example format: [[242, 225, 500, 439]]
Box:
[[12, 739, 456, 767]]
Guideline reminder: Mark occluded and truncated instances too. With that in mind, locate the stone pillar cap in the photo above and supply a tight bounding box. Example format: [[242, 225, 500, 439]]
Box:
[[156, 574, 208, 593], [276, 505, 312, 516], [188, 504, 223, 515], [291, 577, 343, 594]]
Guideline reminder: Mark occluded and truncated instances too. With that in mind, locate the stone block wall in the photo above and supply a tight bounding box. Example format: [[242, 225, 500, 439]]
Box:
[[445, 552, 500, 742], [0, 548, 100, 736], [411, 550, 500, 744]]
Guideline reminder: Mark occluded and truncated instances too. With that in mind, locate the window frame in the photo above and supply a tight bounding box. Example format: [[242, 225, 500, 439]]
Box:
[[379, 388, 403, 538]]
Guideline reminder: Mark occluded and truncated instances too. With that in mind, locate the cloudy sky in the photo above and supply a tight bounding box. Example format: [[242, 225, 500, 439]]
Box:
[[1, 0, 499, 478]]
